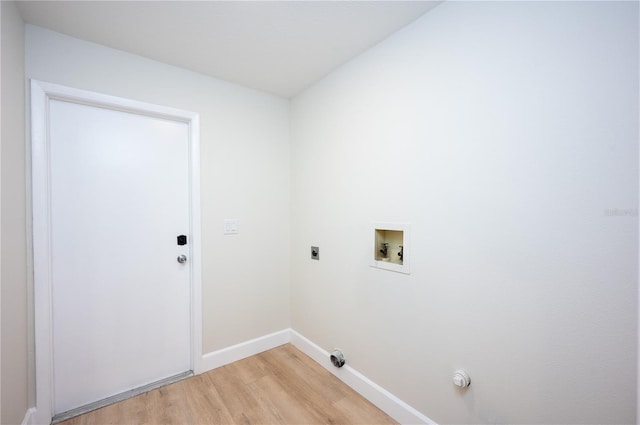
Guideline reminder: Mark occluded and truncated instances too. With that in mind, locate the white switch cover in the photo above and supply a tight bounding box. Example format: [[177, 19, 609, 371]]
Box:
[[224, 219, 239, 235]]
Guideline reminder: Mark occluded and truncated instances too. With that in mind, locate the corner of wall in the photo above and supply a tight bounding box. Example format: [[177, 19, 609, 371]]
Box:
[[1, 2, 29, 425]]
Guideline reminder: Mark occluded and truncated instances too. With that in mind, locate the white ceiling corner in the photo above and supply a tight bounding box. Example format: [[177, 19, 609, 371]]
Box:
[[16, 0, 442, 98]]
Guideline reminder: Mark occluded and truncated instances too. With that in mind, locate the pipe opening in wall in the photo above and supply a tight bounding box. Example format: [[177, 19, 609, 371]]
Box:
[[330, 349, 345, 368]]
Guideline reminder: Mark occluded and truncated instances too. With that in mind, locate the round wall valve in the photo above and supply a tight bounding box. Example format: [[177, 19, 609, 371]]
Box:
[[453, 369, 471, 388], [330, 349, 345, 368]]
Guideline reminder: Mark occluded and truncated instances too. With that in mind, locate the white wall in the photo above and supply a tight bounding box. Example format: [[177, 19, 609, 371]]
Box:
[[26, 25, 291, 354], [20, 2, 640, 423], [290, 1, 638, 423], [1, 2, 29, 424]]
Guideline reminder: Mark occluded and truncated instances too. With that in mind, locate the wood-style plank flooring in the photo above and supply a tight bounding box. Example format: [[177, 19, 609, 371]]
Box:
[[60, 344, 398, 425]]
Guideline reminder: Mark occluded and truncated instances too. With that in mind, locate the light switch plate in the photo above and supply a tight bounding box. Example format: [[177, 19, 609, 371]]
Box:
[[311, 246, 319, 260], [224, 219, 239, 235]]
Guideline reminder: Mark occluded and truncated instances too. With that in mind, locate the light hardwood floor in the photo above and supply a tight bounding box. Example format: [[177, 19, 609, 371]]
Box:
[[60, 344, 398, 425]]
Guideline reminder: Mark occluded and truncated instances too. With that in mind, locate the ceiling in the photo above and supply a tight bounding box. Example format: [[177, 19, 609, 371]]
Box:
[[16, 1, 442, 98]]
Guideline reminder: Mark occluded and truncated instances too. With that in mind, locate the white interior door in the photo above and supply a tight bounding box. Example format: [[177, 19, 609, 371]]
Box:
[[49, 99, 192, 414]]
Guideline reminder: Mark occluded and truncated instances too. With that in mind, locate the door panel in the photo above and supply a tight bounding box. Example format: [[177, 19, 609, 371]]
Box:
[[49, 100, 191, 414]]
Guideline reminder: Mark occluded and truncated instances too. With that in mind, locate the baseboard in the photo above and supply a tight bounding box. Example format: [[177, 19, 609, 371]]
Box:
[[290, 329, 437, 425], [31, 327, 432, 425], [21, 407, 37, 425], [200, 329, 290, 372], [200, 328, 435, 424]]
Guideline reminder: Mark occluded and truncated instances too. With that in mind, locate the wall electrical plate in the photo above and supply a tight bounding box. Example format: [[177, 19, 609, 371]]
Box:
[[311, 246, 319, 260], [223, 219, 239, 235]]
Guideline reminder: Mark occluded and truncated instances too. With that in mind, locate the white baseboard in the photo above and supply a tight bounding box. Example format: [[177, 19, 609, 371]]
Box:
[[290, 329, 436, 425], [21, 407, 37, 425], [200, 329, 290, 372], [199, 328, 435, 424], [31, 328, 432, 425]]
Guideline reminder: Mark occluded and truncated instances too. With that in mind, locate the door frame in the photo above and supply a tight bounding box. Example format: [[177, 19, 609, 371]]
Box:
[[30, 80, 202, 425]]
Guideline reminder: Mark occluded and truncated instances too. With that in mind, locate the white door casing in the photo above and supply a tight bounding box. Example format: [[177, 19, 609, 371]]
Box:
[[31, 80, 202, 424]]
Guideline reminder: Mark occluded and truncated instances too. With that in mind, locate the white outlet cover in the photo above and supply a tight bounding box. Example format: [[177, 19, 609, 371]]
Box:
[[223, 219, 239, 235]]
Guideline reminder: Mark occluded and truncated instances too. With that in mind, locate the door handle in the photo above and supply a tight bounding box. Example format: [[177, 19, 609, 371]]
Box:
[[177, 255, 187, 264]]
